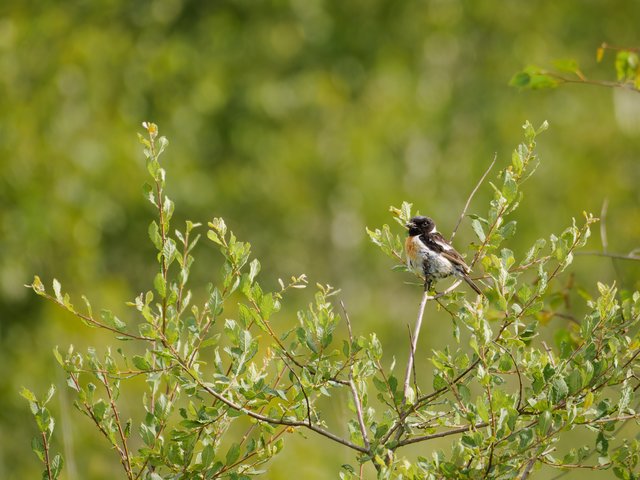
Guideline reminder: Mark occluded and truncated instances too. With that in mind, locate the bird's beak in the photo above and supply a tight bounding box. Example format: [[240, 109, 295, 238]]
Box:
[[405, 222, 413, 229]]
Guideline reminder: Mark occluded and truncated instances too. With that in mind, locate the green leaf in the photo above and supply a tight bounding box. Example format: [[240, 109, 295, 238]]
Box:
[[552, 58, 580, 74], [30, 275, 46, 295], [471, 219, 486, 242], [461, 434, 477, 448], [537, 410, 552, 436], [502, 173, 518, 203], [201, 444, 215, 467], [53, 347, 64, 366], [259, 293, 277, 320], [140, 423, 156, 446], [162, 196, 175, 224], [615, 51, 639, 82], [510, 71, 532, 88], [518, 428, 533, 449], [20, 387, 37, 403], [154, 273, 166, 298], [92, 400, 107, 422], [44, 384, 56, 405], [566, 370, 582, 394], [132, 355, 152, 371], [31, 436, 45, 462], [148, 221, 162, 250], [510, 67, 559, 90], [249, 258, 261, 283], [157, 135, 169, 156], [142, 182, 156, 206], [51, 454, 64, 479], [596, 431, 609, 455], [551, 376, 569, 403], [100, 309, 126, 332], [226, 443, 241, 465], [499, 221, 517, 240], [52, 278, 63, 302]]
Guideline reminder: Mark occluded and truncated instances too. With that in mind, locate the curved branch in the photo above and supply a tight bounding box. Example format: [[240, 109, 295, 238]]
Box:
[[451, 154, 497, 241]]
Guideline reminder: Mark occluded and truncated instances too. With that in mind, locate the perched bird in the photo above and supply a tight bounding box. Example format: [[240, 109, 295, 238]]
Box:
[[405, 216, 482, 295]]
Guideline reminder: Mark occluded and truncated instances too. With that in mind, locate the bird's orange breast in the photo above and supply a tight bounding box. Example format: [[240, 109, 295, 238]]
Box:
[[405, 235, 423, 274]]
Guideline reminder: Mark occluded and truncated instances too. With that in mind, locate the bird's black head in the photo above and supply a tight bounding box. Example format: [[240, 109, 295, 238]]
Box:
[[406, 216, 435, 236]]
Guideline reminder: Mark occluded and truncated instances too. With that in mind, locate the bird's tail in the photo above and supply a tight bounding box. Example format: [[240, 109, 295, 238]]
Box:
[[463, 274, 483, 296]]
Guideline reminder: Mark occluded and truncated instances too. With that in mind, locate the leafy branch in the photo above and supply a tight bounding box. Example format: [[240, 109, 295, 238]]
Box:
[[511, 43, 640, 93]]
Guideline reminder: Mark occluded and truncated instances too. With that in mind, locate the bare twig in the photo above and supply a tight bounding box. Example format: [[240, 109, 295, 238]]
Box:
[[451, 153, 497, 241], [341, 300, 371, 451], [520, 458, 536, 479], [341, 300, 354, 345], [349, 379, 370, 450], [395, 421, 489, 447], [281, 356, 313, 427], [426, 279, 463, 300], [407, 326, 418, 391], [40, 431, 53, 480], [403, 290, 429, 403], [102, 376, 134, 479], [575, 251, 640, 261], [541, 341, 556, 368]]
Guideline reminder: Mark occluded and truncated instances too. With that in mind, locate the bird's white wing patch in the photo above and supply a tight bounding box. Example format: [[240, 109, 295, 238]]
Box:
[[433, 237, 453, 251]]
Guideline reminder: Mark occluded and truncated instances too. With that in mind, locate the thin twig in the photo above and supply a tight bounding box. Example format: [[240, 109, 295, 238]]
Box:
[[341, 300, 371, 451], [341, 300, 354, 345], [426, 279, 463, 300], [407, 326, 418, 391], [403, 291, 429, 402], [451, 153, 497, 241], [541, 341, 556, 368], [521, 458, 536, 479], [396, 421, 489, 447], [349, 379, 370, 450], [102, 375, 134, 479], [281, 356, 313, 427], [41, 431, 53, 480], [575, 251, 640, 261]]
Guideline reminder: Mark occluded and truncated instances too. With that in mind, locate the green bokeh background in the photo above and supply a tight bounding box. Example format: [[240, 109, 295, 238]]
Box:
[[1, 0, 639, 478]]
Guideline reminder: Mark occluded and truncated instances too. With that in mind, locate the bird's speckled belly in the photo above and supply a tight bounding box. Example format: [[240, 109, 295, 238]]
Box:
[[423, 249, 455, 278], [406, 235, 455, 278]]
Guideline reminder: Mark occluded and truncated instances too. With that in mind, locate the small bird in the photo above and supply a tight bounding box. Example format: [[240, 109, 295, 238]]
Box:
[[405, 216, 482, 295]]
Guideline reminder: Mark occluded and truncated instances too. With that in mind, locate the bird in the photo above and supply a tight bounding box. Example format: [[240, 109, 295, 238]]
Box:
[[405, 215, 482, 295]]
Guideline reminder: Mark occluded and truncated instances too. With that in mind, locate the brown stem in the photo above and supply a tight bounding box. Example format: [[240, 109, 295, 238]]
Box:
[[451, 153, 497, 241], [403, 291, 429, 403], [40, 431, 54, 480]]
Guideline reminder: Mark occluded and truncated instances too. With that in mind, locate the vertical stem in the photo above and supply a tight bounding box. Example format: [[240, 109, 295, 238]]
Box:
[[156, 180, 168, 334], [403, 290, 429, 402], [40, 430, 53, 480]]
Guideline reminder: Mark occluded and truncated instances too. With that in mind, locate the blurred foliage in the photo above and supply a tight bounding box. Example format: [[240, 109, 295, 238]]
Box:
[[511, 43, 640, 92], [1, 0, 640, 478]]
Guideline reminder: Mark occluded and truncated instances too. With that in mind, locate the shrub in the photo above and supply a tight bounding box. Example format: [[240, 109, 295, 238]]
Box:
[[25, 121, 640, 479]]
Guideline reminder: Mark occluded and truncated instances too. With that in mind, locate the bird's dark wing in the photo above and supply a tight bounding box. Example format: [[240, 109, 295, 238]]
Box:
[[421, 231, 471, 273]]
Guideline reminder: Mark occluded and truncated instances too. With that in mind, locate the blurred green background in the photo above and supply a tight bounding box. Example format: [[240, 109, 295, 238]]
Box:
[[1, 0, 639, 478]]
